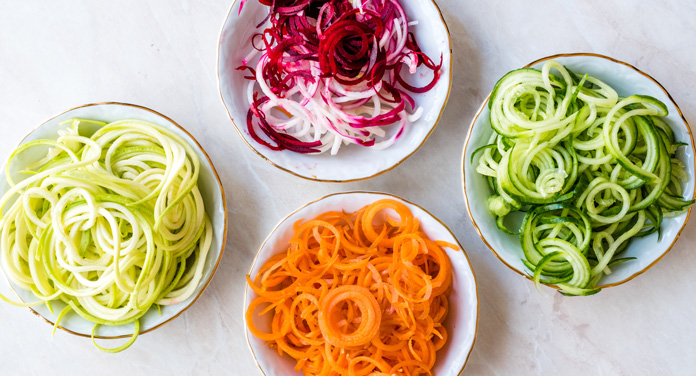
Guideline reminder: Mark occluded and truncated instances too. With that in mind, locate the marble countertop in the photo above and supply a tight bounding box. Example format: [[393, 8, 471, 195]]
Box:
[[1, 1, 695, 375]]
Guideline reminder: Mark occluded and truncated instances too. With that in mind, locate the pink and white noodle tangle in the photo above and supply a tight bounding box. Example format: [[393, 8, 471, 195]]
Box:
[[237, 0, 442, 154]]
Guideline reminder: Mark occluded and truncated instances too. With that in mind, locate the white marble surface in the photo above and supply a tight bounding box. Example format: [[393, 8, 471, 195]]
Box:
[[0, 1, 695, 375]]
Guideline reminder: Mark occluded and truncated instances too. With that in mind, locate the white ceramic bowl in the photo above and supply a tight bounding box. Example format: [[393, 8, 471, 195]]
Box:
[[217, 0, 452, 182], [462, 53, 696, 289], [0, 102, 227, 340], [244, 191, 478, 375]]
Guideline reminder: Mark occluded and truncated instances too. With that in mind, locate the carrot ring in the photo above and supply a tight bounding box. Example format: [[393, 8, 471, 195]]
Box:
[[318, 285, 382, 347]]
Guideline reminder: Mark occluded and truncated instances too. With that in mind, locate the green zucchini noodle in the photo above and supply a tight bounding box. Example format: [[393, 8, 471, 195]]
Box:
[[0, 118, 213, 351], [477, 60, 695, 296]]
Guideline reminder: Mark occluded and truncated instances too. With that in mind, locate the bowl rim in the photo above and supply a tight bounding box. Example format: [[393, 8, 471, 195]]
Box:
[[461, 52, 696, 290], [216, 0, 454, 183], [3, 102, 229, 340], [243, 190, 479, 375]]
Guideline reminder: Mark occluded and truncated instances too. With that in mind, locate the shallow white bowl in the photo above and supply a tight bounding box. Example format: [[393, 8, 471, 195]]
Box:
[[244, 191, 478, 375], [217, 0, 452, 182], [462, 53, 696, 289], [0, 102, 227, 340]]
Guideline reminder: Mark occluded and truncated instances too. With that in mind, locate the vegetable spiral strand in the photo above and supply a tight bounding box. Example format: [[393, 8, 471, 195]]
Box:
[[475, 61, 694, 295], [0, 118, 212, 352], [246, 199, 457, 375], [238, 0, 442, 154]]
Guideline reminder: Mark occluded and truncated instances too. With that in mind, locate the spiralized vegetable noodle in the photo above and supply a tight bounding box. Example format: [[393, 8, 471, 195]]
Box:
[[246, 199, 457, 375], [237, 0, 442, 155], [475, 60, 695, 295], [0, 118, 213, 352]]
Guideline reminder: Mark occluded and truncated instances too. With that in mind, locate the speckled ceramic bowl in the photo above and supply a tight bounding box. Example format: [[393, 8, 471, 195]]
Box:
[[462, 53, 695, 290], [217, 0, 453, 182]]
